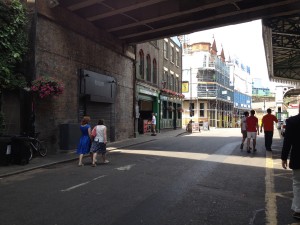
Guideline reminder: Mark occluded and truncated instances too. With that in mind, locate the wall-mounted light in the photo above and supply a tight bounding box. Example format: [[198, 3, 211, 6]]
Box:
[[47, 0, 59, 8]]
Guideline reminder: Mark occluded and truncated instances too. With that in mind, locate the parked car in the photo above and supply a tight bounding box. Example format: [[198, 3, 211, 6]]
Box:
[[281, 119, 287, 136]]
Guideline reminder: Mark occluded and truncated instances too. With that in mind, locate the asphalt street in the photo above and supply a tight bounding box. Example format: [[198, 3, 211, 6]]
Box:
[[0, 128, 297, 225]]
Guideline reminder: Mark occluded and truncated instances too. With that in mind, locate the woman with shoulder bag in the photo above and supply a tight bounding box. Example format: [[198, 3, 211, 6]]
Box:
[[90, 119, 109, 167]]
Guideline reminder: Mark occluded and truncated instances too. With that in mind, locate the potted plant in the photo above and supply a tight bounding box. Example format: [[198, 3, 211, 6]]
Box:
[[167, 106, 174, 111], [30, 76, 64, 99]]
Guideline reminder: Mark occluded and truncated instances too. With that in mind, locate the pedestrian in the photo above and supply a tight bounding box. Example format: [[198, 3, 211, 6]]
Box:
[[246, 110, 259, 153], [281, 103, 300, 219], [240, 111, 249, 150], [151, 112, 157, 136], [90, 119, 108, 166], [260, 108, 278, 151], [77, 116, 92, 166]]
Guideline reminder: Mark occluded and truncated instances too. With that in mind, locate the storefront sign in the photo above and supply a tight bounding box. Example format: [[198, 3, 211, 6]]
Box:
[[139, 88, 158, 97]]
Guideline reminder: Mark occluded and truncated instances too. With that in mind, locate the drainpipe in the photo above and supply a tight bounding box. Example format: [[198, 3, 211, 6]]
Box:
[[132, 46, 139, 138]]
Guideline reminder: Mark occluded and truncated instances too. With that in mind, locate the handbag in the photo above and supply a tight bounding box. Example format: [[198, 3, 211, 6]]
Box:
[[91, 126, 97, 138]]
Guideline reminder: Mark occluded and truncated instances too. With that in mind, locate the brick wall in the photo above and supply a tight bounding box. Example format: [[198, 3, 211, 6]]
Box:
[[31, 2, 135, 152]]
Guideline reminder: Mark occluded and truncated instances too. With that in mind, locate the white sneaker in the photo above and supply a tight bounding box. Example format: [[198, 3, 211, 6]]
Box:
[[103, 160, 109, 164]]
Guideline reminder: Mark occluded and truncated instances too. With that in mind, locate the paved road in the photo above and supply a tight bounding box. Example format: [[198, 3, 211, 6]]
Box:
[[0, 128, 297, 225]]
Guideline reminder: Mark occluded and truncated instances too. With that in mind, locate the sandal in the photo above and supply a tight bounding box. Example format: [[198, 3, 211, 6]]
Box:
[[78, 163, 84, 167], [91, 163, 97, 167]]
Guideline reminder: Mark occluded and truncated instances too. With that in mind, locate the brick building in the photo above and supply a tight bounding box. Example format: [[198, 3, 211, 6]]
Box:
[[2, 1, 136, 153]]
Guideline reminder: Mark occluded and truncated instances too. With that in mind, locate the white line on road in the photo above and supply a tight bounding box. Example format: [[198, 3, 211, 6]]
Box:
[[115, 164, 135, 171], [60, 175, 107, 192]]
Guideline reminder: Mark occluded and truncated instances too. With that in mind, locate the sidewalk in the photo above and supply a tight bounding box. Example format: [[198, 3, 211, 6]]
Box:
[[0, 128, 187, 178]]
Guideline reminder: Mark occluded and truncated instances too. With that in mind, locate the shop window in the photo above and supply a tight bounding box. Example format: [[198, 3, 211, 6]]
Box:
[[177, 104, 182, 119], [168, 102, 173, 118], [162, 101, 167, 119], [189, 103, 194, 117]]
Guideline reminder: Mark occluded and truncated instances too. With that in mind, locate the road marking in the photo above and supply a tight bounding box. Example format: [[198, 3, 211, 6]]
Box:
[[60, 175, 106, 192], [115, 164, 135, 171], [249, 208, 264, 225], [265, 151, 277, 225]]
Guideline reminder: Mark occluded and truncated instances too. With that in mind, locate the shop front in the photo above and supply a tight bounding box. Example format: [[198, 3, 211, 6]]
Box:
[[136, 84, 159, 134], [160, 95, 182, 130]]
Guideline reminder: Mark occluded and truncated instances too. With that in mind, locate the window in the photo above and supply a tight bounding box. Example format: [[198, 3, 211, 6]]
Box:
[[146, 54, 151, 82], [199, 103, 205, 117], [176, 51, 179, 66], [189, 103, 194, 117], [153, 59, 157, 84], [164, 41, 169, 59], [170, 47, 175, 63], [163, 71, 168, 88], [170, 75, 174, 90], [168, 102, 173, 118], [175, 78, 178, 92], [139, 50, 144, 79], [203, 55, 207, 67], [162, 101, 167, 118], [151, 40, 158, 47], [177, 104, 182, 119]]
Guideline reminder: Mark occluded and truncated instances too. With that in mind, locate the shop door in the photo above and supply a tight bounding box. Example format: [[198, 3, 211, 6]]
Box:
[[84, 101, 115, 141]]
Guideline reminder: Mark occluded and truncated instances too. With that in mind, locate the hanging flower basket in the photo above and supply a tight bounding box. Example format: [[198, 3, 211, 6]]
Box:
[[161, 88, 185, 99], [167, 106, 174, 111], [30, 76, 64, 99], [177, 107, 184, 112]]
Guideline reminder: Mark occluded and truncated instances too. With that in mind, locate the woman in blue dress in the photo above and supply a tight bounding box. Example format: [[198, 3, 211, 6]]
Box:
[[77, 116, 92, 166]]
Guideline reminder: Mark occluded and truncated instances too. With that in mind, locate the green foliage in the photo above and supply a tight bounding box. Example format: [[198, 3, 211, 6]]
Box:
[[0, 0, 28, 90]]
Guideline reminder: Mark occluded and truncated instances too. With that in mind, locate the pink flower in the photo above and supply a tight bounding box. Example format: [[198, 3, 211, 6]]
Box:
[[31, 76, 64, 99]]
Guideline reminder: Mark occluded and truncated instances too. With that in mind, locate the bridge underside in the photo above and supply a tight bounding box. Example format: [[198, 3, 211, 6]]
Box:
[[56, 0, 300, 83], [263, 15, 300, 84]]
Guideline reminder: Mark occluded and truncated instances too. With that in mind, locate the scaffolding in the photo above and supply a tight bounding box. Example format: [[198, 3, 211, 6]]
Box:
[[183, 59, 234, 128]]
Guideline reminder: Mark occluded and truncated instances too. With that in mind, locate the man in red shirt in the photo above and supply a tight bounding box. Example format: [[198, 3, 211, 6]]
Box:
[[246, 110, 259, 153], [260, 108, 278, 151]]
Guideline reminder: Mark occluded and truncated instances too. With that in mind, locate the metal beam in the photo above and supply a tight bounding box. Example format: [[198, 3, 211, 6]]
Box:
[[67, 0, 105, 11], [107, 0, 243, 32], [118, 1, 300, 40], [87, 0, 168, 21]]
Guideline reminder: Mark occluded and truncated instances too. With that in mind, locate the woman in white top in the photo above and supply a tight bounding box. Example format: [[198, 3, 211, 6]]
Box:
[[90, 119, 108, 166], [240, 111, 249, 150]]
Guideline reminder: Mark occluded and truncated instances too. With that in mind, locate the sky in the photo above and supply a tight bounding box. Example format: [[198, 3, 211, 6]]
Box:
[[187, 20, 272, 89]]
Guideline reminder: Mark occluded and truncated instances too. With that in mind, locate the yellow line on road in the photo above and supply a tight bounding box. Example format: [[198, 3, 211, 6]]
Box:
[[265, 151, 277, 225]]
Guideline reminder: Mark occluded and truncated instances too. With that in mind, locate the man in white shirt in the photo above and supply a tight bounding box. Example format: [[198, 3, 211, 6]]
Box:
[[151, 113, 157, 136]]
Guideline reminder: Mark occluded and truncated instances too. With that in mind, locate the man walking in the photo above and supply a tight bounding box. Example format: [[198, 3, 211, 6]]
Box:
[[281, 104, 300, 219], [151, 112, 157, 136], [240, 111, 249, 150], [260, 108, 278, 151], [246, 110, 259, 153]]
